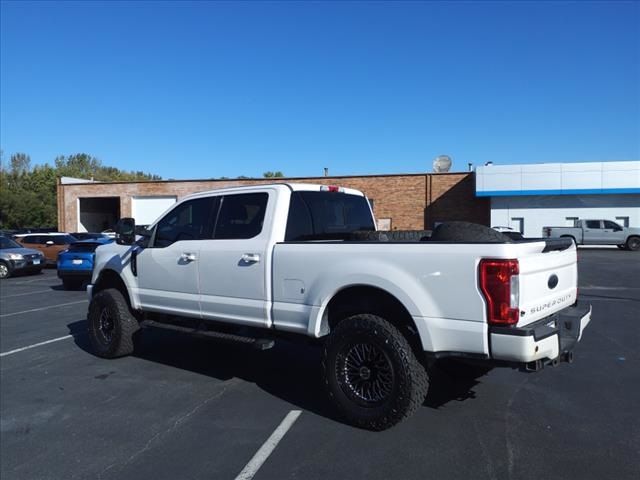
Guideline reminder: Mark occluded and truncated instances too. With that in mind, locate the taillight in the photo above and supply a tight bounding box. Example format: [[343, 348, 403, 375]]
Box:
[[479, 259, 519, 326], [320, 185, 343, 193]]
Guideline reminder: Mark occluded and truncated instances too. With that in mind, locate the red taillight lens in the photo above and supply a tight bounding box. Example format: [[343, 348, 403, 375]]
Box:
[[479, 259, 519, 326]]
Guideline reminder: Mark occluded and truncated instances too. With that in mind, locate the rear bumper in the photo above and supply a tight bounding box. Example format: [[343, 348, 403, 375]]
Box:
[[57, 269, 92, 278], [489, 301, 591, 368]]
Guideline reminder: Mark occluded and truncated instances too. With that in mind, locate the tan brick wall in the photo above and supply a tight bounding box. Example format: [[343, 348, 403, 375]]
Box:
[[57, 173, 488, 232]]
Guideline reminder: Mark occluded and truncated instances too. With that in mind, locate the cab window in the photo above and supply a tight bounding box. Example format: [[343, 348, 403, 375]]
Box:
[[285, 191, 375, 240], [603, 221, 621, 230], [213, 193, 268, 240], [585, 220, 601, 229], [154, 197, 214, 248], [22, 235, 42, 244]]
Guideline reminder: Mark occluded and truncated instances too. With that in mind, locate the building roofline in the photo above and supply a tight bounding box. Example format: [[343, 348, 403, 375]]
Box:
[[57, 171, 470, 187]]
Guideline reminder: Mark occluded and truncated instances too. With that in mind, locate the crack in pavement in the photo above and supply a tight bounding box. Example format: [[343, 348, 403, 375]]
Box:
[[95, 379, 239, 480]]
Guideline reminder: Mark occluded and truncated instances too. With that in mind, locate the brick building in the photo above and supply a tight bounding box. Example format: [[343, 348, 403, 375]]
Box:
[[56, 172, 489, 233]]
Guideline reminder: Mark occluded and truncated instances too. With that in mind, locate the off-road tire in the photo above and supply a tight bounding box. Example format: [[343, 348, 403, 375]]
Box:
[[88, 288, 139, 358], [0, 261, 11, 279], [62, 278, 83, 290], [430, 221, 512, 243], [322, 314, 429, 431], [626, 236, 640, 251]]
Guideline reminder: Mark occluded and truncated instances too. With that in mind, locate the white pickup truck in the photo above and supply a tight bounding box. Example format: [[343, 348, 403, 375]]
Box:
[[87, 183, 592, 430], [543, 219, 640, 251]]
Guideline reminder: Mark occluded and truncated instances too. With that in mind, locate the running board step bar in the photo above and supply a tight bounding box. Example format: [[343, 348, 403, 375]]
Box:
[[139, 319, 275, 350]]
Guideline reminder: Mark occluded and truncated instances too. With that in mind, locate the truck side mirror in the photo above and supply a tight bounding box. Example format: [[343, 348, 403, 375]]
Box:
[[115, 218, 136, 245]]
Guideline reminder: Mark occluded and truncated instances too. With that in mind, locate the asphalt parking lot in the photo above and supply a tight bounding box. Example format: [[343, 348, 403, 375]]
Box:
[[1, 248, 639, 480]]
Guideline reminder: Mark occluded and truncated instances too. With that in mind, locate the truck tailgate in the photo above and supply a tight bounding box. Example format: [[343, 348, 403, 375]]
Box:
[[517, 240, 578, 326]]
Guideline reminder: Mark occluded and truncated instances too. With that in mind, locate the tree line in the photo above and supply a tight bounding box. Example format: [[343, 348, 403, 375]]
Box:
[[0, 152, 286, 230], [0, 152, 161, 229]]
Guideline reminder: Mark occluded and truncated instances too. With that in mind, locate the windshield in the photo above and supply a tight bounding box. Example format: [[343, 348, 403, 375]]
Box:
[[0, 237, 22, 249]]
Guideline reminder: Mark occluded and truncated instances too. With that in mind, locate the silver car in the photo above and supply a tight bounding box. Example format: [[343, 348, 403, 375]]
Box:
[[0, 236, 45, 279]]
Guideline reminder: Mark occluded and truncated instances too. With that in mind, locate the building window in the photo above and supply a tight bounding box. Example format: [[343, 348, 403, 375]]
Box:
[[511, 217, 524, 234], [616, 216, 629, 227], [566, 217, 579, 227]]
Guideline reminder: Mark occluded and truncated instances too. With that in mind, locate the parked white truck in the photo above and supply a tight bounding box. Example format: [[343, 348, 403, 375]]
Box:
[[543, 219, 640, 251], [87, 184, 592, 430]]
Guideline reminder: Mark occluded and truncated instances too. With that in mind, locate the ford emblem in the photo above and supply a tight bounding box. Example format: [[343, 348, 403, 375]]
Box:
[[548, 274, 559, 289]]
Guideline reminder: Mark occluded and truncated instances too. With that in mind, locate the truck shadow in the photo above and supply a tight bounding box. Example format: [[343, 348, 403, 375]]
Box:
[[67, 320, 482, 423]]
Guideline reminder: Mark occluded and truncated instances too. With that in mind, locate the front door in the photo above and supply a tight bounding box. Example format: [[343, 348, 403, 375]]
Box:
[[136, 197, 214, 318], [603, 220, 627, 244], [198, 192, 271, 328]]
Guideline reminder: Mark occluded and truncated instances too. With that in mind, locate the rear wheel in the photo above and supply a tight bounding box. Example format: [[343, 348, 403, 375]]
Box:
[[626, 236, 640, 251], [88, 288, 139, 358], [322, 314, 429, 430], [0, 261, 10, 279]]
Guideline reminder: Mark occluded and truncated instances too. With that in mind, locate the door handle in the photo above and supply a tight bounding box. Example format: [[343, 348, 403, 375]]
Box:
[[180, 252, 197, 262], [241, 253, 260, 264]]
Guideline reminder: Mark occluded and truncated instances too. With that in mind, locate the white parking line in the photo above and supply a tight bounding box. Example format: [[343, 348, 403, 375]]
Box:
[[0, 335, 73, 357], [234, 410, 302, 480], [5, 277, 57, 285], [0, 300, 87, 318], [0, 289, 53, 299]]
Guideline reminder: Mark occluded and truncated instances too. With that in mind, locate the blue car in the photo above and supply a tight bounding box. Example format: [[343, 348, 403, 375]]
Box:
[[57, 237, 114, 290]]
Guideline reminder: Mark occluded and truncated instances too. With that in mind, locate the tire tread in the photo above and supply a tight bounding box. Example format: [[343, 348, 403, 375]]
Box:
[[322, 314, 429, 431]]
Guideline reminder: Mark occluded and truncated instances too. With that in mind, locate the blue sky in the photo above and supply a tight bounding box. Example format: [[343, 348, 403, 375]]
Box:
[[1, 0, 639, 179]]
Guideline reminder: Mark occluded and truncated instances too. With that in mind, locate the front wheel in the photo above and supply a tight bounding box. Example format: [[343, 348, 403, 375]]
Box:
[[322, 314, 429, 431], [88, 288, 139, 358], [626, 236, 640, 251], [0, 261, 10, 279]]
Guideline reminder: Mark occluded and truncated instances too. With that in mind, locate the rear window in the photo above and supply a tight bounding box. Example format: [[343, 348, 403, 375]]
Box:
[[585, 220, 601, 229], [53, 235, 76, 245], [68, 242, 101, 253], [285, 191, 375, 241]]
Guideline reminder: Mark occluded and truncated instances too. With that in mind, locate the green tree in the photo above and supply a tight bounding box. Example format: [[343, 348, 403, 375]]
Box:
[[0, 152, 161, 229], [263, 171, 284, 178]]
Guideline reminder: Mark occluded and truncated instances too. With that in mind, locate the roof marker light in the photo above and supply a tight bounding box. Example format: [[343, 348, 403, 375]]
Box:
[[321, 185, 343, 193]]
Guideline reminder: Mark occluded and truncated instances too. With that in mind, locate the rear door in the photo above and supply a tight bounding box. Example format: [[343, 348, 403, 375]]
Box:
[[584, 220, 609, 244], [198, 191, 271, 328], [50, 235, 75, 261], [135, 196, 214, 318]]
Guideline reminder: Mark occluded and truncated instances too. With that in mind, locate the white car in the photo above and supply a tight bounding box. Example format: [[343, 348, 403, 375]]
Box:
[[87, 184, 591, 430]]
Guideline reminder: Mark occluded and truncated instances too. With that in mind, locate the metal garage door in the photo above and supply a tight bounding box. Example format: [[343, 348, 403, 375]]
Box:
[[131, 196, 177, 226]]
